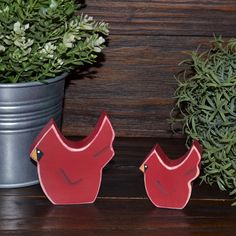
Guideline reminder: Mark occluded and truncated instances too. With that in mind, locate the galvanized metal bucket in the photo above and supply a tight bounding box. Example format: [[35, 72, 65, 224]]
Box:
[[0, 73, 67, 188]]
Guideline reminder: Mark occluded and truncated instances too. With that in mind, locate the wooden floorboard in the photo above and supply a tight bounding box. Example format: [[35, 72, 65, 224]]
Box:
[[0, 138, 236, 235], [0, 197, 236, 235], [61, 0, 236, 138], [82, 0, 236, 36], [61, 35, 234, 138]]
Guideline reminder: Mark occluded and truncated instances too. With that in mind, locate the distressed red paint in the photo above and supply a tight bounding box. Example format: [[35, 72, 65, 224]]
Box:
[[140, 140, 202, 209], [30, 113, 115, 205]]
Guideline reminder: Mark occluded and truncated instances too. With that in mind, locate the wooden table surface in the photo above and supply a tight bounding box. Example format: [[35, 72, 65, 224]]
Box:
[[1, 138, 236, 235]]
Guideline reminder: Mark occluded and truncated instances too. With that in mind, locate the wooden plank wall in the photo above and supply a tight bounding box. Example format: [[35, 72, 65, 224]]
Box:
[[62, 0, 236, 138]]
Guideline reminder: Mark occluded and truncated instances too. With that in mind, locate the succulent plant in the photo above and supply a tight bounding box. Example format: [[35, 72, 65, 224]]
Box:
[[172, 37, 236, 205], [0, 0, 109, 83]]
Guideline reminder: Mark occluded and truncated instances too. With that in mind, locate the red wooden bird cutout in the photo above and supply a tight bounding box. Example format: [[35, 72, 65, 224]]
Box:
[[140, 140, 201, 209], [30, 112, 115, 205]]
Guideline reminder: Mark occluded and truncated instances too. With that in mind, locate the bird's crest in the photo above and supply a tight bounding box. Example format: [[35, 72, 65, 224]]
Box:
[[29, 119, 58, 155], [140, 140, 201, 171]]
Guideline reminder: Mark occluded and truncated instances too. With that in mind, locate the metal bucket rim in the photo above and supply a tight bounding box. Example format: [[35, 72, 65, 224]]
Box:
[[0, 72, 68, 88]]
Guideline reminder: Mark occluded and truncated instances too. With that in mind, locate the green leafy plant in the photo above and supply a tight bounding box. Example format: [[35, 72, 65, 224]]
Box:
[[171, 37, 236, 205], [0, 0, 109, 83]]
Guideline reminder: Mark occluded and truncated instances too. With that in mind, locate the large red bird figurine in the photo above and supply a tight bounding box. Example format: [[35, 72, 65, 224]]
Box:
[[30, 113, 115, 205], [140, 140, 201, 209]]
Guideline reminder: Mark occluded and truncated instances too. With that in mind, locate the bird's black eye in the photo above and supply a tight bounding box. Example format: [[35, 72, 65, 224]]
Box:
[[36, 148, 44, 161], [144, 164, 148, 171]]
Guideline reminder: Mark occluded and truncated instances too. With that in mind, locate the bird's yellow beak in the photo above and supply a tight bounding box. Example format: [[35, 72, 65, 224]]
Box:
[[139, 163, 145, 173], [30, 148, 38, 162]]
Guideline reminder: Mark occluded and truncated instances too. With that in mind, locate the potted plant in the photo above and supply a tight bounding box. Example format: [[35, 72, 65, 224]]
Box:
[[171, 37, 236, 205], [0, 0, 108, 187]]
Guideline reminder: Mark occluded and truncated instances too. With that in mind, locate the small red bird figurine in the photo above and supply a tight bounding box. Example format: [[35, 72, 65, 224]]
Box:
[[30, 112, 115, 205], [140, 140, 201, 209]]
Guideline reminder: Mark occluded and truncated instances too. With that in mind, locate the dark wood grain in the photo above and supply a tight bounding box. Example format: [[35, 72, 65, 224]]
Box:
[[2, 1, 236, 235], [0, 138, 235, 236], [60, 1, 236, 137], [1, 197, 236, 236], [62, 36, 210, 137], [82, 0, 236, 36]]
